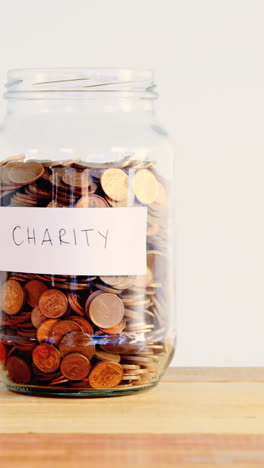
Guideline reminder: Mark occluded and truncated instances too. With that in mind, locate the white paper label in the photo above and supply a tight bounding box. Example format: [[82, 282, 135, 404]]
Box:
[[0, 207, 147, 275]]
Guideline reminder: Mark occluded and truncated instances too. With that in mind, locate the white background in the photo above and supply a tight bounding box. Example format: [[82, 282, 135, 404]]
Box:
[[0, 0, 263, 366]]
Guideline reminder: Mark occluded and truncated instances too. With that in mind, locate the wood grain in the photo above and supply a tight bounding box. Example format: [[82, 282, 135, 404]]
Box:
[[1, 434, 264, 468], [1, 368, 264, 434], [166, 367, 264, 381], [1, 368, 264, 467]]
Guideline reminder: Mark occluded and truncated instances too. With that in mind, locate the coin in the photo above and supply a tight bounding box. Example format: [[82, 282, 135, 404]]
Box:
[[7, 161, 44, 185], [33, 343, 61, 373], [62, 169, 91, 188], [85, 290, 104, 317], [89, 293, 125, 328], [99, 318, 126, 334], [68, 293, 85, 316], [94, 350, 121, 363], [47, 200, 66, 208], [133, 169, 159, 204], [37, 319, 58, 342], [121, 364, 140, 370], [0, 280, 24, 315], [147, 250, 165, 284], [75, 194, 108, 208], [6, 356, 31, 384], [101, 168, 128, 201], [39, 289, 68, 318], [99, 275, 135, 290], [49, 378, 69, 385], [68, 316, 94, 335], [59, 330, 95, 360], [0, 157, 169, 393], [49, 320, 83, 346], [60, 352, 91, 380], [134, 268, 153, 288], [122, 355, 154, 364], [100, 333, 131, 354], [24, 280, 48, 307], [88, 361, 123, 388], [93, 283, 122, 294], [31, 306, 47, 328], [122, 375, 140, 381]]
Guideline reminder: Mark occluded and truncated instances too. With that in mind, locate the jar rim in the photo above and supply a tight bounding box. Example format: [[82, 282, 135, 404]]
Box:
[[5, 67, 157, 99]]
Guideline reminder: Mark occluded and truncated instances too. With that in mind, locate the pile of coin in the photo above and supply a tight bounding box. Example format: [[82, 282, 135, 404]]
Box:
[[0, 154, 172, 393]]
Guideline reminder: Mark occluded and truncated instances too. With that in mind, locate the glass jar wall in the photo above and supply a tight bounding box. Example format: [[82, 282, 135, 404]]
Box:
[[0, 68, 175, 396]]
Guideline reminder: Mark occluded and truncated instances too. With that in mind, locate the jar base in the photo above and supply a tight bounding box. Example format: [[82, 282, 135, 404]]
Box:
[[5, 381, 158, 398]]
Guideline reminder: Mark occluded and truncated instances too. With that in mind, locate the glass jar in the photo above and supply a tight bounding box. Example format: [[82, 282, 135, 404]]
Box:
[[0, 68, 175, 397]]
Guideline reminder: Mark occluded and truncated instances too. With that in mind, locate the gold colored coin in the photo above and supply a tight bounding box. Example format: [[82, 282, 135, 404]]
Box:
[[122, 375, 141, 381], [0, 280, 24, 315], [121, 364, 140, 370], [133, 169, 159, 205], [94, 350, 121, 363], [7, 161, 44, 185], [75, 194, 108, 208], [101, 168, 128, 201]]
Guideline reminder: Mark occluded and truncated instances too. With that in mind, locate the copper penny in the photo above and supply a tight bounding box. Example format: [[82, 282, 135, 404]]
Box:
[[94, 350, 121, 363], [147, 250, 165, 284], [59, 330, 95, 360], [99, 275, 135, 290], [49, 320, 82, 346], [88, 361, 123, 388], [33, 343, 61, 373], [6, 356, 31, 384], [24, 280, 48, 307], [0, 280, 24, 315], [85, 290, 104, 317], [62, 169, 91, 188], [100, 318, 126, 334], [7, 161, 44, 185], [68, 293, 84, 316], [101, 168, 128, 201], [37, 319, 58, 342], [47, 200, 66, 207], [60, 352, 91, 381], [39, 289, 68, 318], [31, 306, 47, 328], [68, 316, 94, 335], [100, 334, 139, 355], [89, 293, 124, 328], [75, 194, 108, 208]]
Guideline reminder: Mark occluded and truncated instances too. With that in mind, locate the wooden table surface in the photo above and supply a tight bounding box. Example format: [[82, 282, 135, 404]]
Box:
[[1, 367, 264, 467]]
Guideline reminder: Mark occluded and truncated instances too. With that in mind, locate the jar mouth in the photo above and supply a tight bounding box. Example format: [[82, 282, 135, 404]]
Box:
[[5, 68, 157, 99]]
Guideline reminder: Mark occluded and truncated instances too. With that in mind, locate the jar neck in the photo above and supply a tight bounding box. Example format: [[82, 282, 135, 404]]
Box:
[[5, 95, 155, 117], [4, 68, 156, 118]]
